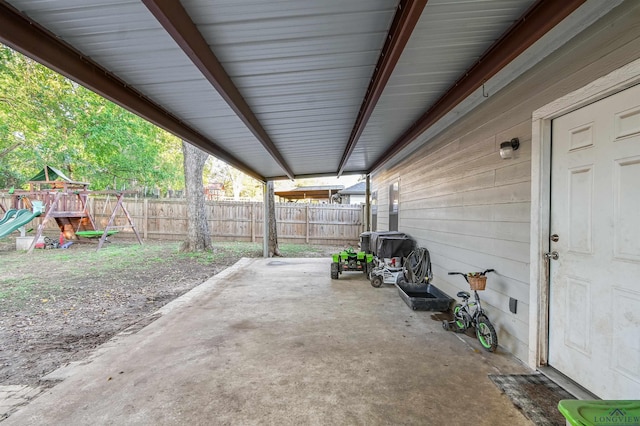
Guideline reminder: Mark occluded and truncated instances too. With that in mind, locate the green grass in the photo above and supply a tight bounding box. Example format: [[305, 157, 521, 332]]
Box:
[[0, 277, 41, 302], [0, 242, 173, 282], [175, 241, 333, 264], [278, 243, 324, 256], [0, 240, 338, 306]]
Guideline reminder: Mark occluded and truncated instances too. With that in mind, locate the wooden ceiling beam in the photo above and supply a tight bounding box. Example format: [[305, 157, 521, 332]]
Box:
[[142, 0, 295, 180]]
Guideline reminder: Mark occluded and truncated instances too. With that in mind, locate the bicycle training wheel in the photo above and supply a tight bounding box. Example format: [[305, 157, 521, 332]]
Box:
[[476, 315, 498, 352], [453, 304, 465, 330]]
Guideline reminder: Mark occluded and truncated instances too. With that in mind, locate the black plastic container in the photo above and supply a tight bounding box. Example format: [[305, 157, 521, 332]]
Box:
[[395, 281, 453, 311], [359, 232, 372, 253], [369, 231, 416, 258]]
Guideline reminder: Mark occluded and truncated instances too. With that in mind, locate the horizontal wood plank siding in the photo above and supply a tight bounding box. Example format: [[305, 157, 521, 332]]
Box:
[[372, 121, 535, 360], [371, 3, 640, 362]]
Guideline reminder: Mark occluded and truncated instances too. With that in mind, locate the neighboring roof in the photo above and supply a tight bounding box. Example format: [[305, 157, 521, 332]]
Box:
[[275, 185, 343, 201], [285, 186, 344, 192], [1, 0, 594, 180], [338, 182, 366, 196], [29, 165, 89, 185]]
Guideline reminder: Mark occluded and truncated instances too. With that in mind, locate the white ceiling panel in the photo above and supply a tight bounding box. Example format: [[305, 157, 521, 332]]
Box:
[[4, 0, 591, 179], [342, 0, 537, 173], [7, 0, 288, 178], [182, 0, 398, 176]]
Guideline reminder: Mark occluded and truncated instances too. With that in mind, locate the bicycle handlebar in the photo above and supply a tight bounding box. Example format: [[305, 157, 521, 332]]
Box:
[[448, 269, 495, 276]]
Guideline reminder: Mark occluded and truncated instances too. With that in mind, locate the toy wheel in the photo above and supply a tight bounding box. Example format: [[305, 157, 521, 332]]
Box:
[[476, 315, 498, 352], [370, 275, 383, 288], [363, 262, 372, 278], [442, 321, 450, 331], [330, 263, 339, 280]]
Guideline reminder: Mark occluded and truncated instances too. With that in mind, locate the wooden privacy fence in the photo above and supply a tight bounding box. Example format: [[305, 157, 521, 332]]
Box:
[[83, 198, 362, 246]]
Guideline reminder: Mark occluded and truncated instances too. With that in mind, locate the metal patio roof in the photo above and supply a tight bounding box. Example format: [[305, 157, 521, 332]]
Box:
[[0, 0, 586, 182]]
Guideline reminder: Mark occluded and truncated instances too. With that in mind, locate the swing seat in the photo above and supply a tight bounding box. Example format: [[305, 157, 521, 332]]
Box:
[[75, 230, 119, 238]]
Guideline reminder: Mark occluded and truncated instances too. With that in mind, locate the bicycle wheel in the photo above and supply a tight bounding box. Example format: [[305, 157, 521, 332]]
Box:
[[453, 304, 465, 330], [476, 315, 498, 352]]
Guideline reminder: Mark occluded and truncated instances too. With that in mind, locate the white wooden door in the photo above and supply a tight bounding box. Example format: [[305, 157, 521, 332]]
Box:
[[549, 84, 640, 399]]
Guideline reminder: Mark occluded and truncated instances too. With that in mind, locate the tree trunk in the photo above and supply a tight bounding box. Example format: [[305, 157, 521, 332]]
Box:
[[180, 141, 211, 252], [266, 181, 281, 257]]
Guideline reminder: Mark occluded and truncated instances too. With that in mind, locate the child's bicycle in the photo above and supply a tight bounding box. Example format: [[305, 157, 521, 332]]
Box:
[[442, 269, 498, 352]]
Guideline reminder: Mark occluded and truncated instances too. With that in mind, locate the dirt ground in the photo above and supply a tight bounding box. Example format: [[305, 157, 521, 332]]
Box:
[[0, 237, 344, 387]]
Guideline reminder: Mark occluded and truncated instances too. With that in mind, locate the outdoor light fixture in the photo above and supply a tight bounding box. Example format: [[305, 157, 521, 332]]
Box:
[[499, 138, 520, 159]]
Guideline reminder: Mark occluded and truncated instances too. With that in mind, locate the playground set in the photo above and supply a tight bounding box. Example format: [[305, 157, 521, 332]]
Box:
[[0, 166, 142, 252]]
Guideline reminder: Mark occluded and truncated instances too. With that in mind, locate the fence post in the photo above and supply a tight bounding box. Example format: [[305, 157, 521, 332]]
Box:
[[251, 203, 256, 243], [143, 198, 148, 240], [305, 204, 310, 244]]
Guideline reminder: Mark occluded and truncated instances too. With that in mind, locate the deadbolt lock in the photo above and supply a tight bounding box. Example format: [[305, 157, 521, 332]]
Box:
[[544, 251, 559, 260], [550, 234, 559, 242]]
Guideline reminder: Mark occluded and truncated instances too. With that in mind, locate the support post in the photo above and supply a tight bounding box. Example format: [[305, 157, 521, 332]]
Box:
[[121, 197, 143, 245], [97, 193, 143, 251], [365, 175, 371, 232], [89, 197, 95, 225], [77, 192, 96, 231], [143, 198, 149, 240], [251, 203, 256, 243], [305, 204, 310, 244], [28, 191, 62, 254], [263, 182, 269, 257], [97, 194, 122, 251]]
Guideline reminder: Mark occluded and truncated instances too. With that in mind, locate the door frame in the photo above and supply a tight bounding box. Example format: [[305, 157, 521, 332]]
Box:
[[528, 57, 640, 368]]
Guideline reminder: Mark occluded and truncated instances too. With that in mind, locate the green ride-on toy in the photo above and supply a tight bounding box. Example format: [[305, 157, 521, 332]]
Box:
[[330, 248, 373, 279]]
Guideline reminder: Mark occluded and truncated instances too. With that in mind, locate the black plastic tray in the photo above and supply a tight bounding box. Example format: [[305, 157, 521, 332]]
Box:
[[395, 281, 453, 311]]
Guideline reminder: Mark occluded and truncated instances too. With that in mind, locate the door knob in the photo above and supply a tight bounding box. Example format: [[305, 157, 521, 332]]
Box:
[[544, 251, 559, 260]]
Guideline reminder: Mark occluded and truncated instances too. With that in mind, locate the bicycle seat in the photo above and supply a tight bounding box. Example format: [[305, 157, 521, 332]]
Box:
[[457, 291, 470, 299]]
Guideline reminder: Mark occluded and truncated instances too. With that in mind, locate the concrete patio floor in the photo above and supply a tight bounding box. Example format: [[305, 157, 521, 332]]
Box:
[[5, 258, 534, 425]]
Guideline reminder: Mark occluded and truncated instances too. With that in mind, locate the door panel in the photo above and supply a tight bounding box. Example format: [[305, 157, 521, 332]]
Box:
[[549, 84, 640, 399], [614, 157, 640, 261], [567, 166, 593, 254], [564, 277, 591, 355]]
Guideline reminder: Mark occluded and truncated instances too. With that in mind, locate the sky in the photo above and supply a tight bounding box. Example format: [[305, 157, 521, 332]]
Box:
[[275, 174, 364, 190]]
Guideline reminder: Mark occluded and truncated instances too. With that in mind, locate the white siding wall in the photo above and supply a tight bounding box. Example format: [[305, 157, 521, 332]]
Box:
[[374, 122, 532, 360], [371, 2, 640, 362]]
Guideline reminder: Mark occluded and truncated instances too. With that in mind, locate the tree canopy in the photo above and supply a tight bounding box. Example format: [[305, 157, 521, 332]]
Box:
[[0, 45, 184, 192]]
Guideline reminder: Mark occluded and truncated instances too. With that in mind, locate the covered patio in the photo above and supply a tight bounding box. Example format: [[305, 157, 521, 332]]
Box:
[[2, 0, 638, 412], [3, 258, 532, 425]]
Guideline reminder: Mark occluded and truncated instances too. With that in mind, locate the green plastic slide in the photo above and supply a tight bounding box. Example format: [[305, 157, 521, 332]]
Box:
[[0, 209, 41, 239], [0, 209, 18, 226]]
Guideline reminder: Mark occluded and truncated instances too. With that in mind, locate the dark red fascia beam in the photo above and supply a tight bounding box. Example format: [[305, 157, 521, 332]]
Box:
[[369, 0, 586, 172], [337, 0, 427, 176], [267, 169, 367, 181], [0, 2, 264, 182], [142, 0, 295, 180]]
